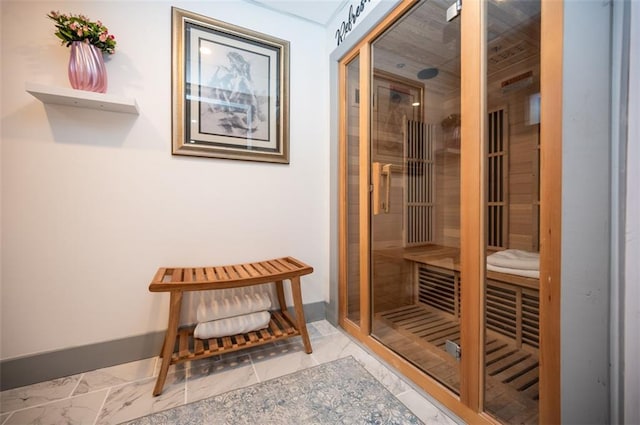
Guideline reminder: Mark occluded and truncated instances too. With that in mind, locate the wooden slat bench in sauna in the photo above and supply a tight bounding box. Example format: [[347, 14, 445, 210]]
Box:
[[379, 245, 540, 411], [148, 256, 313, 396]]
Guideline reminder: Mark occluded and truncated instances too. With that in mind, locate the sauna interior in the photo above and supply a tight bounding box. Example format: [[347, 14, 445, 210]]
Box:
[[343, 1, 541, 423]]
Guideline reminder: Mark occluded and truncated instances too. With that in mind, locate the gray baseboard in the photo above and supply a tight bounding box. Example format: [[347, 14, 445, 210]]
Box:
[[0, 302, 326, 391]]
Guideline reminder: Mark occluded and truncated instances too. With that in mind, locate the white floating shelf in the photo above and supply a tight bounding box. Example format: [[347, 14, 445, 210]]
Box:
[[26, 82, 139, 115]]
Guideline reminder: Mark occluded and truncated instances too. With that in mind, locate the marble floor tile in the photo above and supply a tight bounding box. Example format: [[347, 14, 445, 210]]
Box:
[[73, 357, 157, 395], [94, 371, 185, 425], [0, 374, 82, 414], [153, 356, 188, 377], [186, 354, 258, 403], [188, 352, 252, 375], [312, 333, 412, 396], [309, 331, 364, 364], [396, 388, 461, 425], [3, 389, 107, 425], [356, 351, 412, 396], [251, 348, 318, 382], [0, 320, 460, 425], [252, 338, 308, 357], [307, 319, 340, 339]]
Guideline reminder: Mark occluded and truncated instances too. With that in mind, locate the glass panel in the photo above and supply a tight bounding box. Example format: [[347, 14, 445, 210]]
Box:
[[484, 1, 541, 423], [345, 56, 361, 324], [370, 0, 462, 394]]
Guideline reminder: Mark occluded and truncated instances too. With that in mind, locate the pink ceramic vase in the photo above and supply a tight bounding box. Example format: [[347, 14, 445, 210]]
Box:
[[68, 41, 107, 93]]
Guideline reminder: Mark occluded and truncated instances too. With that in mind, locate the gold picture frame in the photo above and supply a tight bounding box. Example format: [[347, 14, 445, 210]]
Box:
[[172, 7, 290, 163]]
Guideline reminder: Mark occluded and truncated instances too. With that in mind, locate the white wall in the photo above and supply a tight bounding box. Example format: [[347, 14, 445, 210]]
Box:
[[561, 1, 611, 423], [624, 2, 640, 422], [326, 0, 388, 49], [0, 0, 329, 360]]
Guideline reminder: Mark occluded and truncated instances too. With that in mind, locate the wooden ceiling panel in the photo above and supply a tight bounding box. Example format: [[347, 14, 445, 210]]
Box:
[[370, 0, 540, 98]]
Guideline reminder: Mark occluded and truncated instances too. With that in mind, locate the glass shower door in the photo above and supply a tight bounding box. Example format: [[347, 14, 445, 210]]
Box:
[[344, 55, 362, 325], [483, 1, 541, 422], [369, 0, 463, 394]]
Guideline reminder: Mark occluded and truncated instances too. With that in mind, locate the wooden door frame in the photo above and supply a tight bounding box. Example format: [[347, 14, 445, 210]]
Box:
[[337, 0, 418, 338], [336, 0, 562, 423], [459, 0, 485, 412], [539, 1, 563, 423]]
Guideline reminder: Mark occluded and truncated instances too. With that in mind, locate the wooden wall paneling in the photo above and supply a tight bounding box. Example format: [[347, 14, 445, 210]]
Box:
[[532, 127, 540, 252], [434, 150, 461, 247]]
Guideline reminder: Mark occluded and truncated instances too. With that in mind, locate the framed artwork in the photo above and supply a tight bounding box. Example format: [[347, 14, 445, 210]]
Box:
[[372, 69, 424, 165], [172, 7, 290, 163]]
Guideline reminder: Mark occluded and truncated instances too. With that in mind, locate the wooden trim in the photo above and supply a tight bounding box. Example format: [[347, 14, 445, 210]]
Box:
[[460, 0, 486, 411], [539, 0, 563, 422], [335, 0, 418, 338], [358, 42, 372, 335], [352, 0, 419, 338], [338, 54, 349, 323]]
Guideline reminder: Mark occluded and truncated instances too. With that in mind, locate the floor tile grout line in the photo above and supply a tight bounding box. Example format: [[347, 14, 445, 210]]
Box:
[[1, 412, 12, 425], [395, 389, 413, 398], [69, 373, 85, 397], [0, 374, 83, 413], [0, 355, 162, 417], [309, 352, 321, 366], [183, 368, 188, 406], [79, 369, 170, 398], [248, 353, 261, 383], [92, 387, 111, 425], [1, 386, 110, 418]]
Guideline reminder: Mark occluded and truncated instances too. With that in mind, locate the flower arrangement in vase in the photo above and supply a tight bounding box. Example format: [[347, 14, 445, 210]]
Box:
[[47, 11, 117, 93]]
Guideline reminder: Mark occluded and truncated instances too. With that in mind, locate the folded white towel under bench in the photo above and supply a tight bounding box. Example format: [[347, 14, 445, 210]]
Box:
[[194, 310, 271, 339], [486, 249, 540, 279], [196, 292, 272, 323], [486, 249, 539, 270]]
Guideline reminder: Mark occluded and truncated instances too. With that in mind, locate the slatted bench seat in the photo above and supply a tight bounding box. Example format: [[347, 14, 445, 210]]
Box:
[[403, 245, 540, 349], [149, 256, 314, 396]]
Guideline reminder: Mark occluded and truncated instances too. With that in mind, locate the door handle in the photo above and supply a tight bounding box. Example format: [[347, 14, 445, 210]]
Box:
[[382, 163, 392, 213], [372, 162, 392, 215]]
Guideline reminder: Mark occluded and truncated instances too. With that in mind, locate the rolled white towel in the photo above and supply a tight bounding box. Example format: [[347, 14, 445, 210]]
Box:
[[487, 263, 540, 279], [196, 291, 272, 323], [487, 249, 539, 271], [194, 311, 271, 339]]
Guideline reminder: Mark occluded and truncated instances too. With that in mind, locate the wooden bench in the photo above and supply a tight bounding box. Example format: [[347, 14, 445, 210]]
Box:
[[403, 245, 540, 350], [148, 256, 314, 396]]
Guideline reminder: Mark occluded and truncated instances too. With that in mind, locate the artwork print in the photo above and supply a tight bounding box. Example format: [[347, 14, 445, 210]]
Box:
[[172, 8, 290, 163], [197, 39, 271, 141]]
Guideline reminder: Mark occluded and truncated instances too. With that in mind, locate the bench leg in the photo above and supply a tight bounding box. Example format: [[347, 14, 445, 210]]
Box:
[[153, 291, 183, 396], [275, 280, 287, 313], [290, 276, 312, 354]]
